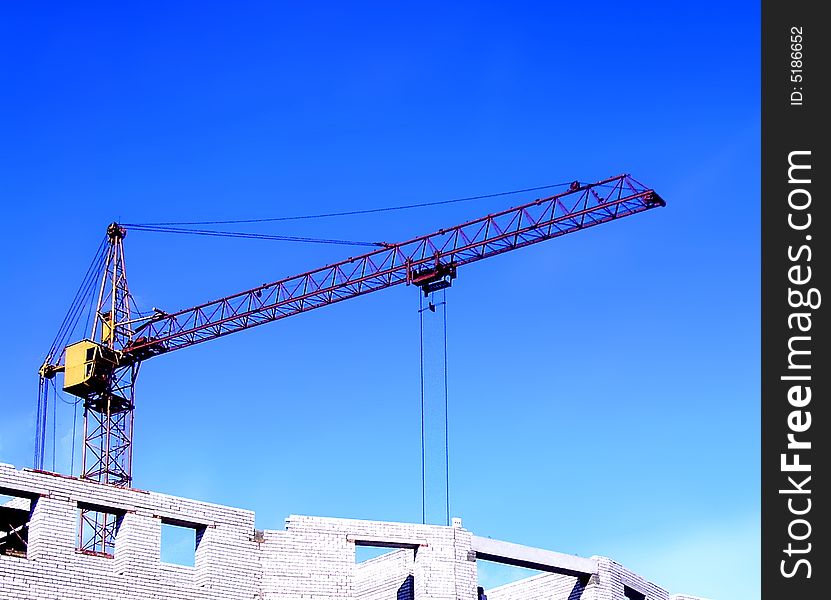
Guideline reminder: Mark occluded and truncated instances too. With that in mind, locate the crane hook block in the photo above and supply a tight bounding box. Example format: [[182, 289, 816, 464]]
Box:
[[410, 262, 457, 297]]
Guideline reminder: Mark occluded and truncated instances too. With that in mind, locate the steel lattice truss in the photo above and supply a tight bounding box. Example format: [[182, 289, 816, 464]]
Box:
[[78, 509, 119, 556], [81, 365, 136, 486], [82, 225, 136, 488], [126, 174, 663, 360]]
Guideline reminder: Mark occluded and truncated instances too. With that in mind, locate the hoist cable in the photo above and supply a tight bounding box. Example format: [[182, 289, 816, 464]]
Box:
[[419, 292, 426, 525], [51, 380, 57, 472], [34, 378, 47, 469], [70, 398, 78, 476], [442, 288, 450, 527], [418, 290, 451, 526]]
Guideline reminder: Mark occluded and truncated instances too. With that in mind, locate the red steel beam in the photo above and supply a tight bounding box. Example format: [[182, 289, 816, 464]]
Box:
[[126, 174, 664, 359]]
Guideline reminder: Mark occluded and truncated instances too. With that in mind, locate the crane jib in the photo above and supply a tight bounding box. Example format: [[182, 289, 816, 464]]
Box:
[[122, 176, 662, 359]]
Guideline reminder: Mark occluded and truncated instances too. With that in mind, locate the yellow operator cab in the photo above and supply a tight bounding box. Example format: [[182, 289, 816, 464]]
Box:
[[63, 340, 118, 397]]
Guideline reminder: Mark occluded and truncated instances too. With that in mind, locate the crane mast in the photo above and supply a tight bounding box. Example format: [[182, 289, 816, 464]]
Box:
[[37, 173, 664, 552]]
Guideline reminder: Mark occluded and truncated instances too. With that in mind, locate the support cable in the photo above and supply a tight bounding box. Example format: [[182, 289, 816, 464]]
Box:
[[47, 237, 107, 360], [120, 224, 382, 247], [37, 240, 100, 468], [128, 182, 574, 227], [82, 286, 97, 339]]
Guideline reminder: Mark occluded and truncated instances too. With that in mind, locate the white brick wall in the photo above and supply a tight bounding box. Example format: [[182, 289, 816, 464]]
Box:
[[485, 572, 584, 600], [0, 464, 704, 600], [0, 464, 258, 600], [354, 549, 414, 600]]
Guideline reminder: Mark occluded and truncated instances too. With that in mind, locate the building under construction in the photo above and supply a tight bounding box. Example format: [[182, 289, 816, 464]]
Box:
[[1, 464, 706, 600]]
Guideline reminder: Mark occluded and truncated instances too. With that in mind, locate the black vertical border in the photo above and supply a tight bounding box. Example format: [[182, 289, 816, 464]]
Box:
[[762, 1, 828, 597]]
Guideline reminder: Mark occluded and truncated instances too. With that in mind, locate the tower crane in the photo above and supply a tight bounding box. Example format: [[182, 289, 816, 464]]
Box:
[[36, 173, 664, 553]]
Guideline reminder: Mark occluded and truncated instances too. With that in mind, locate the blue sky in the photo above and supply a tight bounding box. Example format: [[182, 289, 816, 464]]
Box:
[[0, 3, 759, 599]]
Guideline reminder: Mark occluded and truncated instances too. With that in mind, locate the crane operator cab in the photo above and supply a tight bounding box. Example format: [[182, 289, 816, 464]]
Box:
[[62, 340, 125, 409]]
